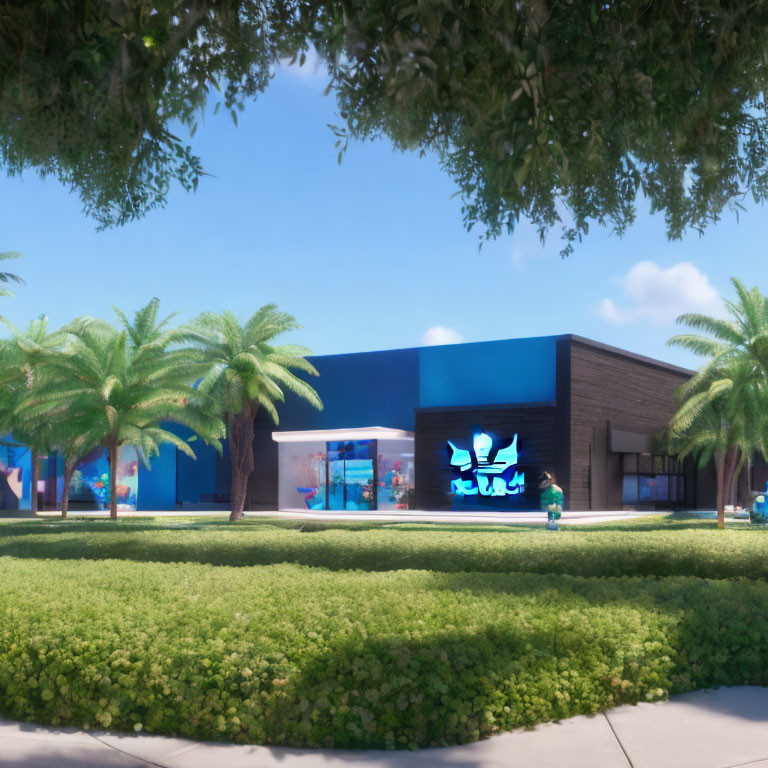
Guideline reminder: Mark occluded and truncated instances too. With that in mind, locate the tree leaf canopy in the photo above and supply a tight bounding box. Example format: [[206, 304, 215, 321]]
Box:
[[3, 2, 768, 251]]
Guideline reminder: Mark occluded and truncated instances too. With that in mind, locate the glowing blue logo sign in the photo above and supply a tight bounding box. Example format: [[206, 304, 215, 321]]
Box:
[[447, 431, 525, 496]]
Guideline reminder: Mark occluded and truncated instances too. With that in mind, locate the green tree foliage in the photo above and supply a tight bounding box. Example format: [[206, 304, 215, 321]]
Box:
[[0, 315, 68, 514], [668, 278, 768, 528], [22, 300, 224, 518], [185, 306, 322, 521], [4, 3, 768, 250], [0, 0, 288, 227], [0, 252, 23, 298], [0, 298, 316, 519], [667, 359, 767, 529]]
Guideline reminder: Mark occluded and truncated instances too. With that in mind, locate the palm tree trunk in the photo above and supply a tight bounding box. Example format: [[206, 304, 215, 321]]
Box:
[[723, 447, 739, 511], [715, 451, 726, 530], [61, 457, 77, 519], [108, 442, 118, 519], [30, 450, 39, 515], [731, 451, 747, 509], [228, 407, 255, 522]]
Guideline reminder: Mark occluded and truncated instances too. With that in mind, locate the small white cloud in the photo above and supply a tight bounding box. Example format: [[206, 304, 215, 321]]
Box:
[[597, 298, 625, 324], [598, 261, 721, 326], [422, 325, 464, 346]]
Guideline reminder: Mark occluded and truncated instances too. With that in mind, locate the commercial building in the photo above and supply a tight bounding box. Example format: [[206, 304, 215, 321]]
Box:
[[256, 334, 715, 513], [6, 334, 764, 514]]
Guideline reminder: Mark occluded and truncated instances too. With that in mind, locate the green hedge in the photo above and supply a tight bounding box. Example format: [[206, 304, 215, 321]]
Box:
[[2, 557, 768, 748], [3, 517, 768, 580]]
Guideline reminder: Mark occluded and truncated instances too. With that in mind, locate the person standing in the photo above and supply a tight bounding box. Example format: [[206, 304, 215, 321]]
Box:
[[539, 471, 564, 530]]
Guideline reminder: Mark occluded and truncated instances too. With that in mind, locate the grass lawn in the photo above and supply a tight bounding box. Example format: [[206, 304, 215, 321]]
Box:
[[1, 514, 768, 748]]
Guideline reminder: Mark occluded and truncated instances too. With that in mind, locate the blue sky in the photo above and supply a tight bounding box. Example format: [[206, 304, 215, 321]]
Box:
[[0, 56, 761, 371]]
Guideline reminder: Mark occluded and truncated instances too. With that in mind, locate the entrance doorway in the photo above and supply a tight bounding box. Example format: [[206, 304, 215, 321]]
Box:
[[327, 440, 376, 510]]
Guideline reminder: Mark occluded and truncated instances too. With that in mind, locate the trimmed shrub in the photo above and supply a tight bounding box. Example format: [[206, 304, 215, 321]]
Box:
[[1, 557, 768, 748]]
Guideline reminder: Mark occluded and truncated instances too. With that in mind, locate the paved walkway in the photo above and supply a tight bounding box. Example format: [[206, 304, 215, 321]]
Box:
[[249, 509, 664, 525], [31, 509, 666, 525], [2, 687, 767, 767]]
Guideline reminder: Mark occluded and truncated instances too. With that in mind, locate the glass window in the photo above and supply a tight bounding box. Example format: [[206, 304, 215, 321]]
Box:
[[655, 475, 669, 501], [327, 440, 374, 461], [327, 460, 345, 510], [652, 455, 665, 474], [623, 454, 638, 473], [343, 459, 375, 511], [277, 440, 327, 510], [639, 475, 655, 502], [639, 453, 652, 473], [377, 440, 415, 511], [677, 476, 685, 503], [669, 475, 677, 503], [623, 475, 639, 503]]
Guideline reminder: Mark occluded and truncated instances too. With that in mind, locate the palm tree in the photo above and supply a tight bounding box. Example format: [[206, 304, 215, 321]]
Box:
[[667, 359, 767, 528], [0, 316, 67, 513], [670, 277, 768, 376], [0, 251, 24, 298], [16, 372, 104, 519], [26, 302, 224, 518], [668, 278, 768, 528], [185, 306, 322, 521]]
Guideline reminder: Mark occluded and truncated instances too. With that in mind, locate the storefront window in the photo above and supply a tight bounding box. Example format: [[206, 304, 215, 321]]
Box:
[[638, 475, 655, 502], [275, 432, 414, 512], [622, 475, 639, 503], [621, 453, 685, 507], [377, 440, 415, 511], [342, 459, 375, 511], [325, 440, 375, 510], [277, 440, 327, 510], [655, 475, 669, 501]]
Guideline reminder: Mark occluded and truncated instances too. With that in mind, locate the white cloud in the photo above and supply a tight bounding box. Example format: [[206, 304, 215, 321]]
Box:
[[597, 261, 721, 326], [422, 325, 464, 346], [597, 297, 625, 324]]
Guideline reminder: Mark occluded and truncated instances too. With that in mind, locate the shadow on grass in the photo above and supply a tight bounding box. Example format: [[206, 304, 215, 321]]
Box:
[[2, 521, 768, 581]]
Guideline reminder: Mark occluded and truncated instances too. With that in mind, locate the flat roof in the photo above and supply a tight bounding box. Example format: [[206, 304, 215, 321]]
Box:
[[566, 334, 694, 377], [272, 427, 414, 443], [305, 333, 695, 378]]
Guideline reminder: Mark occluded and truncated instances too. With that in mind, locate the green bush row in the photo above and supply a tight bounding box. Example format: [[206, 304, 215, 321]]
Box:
[[3, 517, 768, 580], [2, 556, 768, 748]]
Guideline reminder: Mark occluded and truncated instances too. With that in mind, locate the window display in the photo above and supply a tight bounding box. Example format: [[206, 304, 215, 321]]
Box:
[[274, 429, 414, 512]]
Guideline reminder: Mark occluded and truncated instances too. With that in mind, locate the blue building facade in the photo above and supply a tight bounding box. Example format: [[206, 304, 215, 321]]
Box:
[[2, 335, 721, 514]]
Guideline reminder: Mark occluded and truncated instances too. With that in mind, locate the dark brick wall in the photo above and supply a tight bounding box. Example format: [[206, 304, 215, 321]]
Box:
[[567, 339, 697, 510], [414, 405, 556, 511]]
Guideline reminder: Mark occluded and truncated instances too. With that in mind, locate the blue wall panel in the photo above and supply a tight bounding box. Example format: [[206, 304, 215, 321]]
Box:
[[137, 442, 177, 510], [176, 432, 219, 505], [276, 347, 420, 432], [418, 336, 557, 408]]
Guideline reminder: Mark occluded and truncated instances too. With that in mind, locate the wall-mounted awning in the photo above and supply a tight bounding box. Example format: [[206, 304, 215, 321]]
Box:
[[609, 424, 654, 454], [272, 427, 414, 443]]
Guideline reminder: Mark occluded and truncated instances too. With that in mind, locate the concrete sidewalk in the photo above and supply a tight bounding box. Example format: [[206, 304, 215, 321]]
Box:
[[31, 508, 666, 526], [2, 687, 767, 768]]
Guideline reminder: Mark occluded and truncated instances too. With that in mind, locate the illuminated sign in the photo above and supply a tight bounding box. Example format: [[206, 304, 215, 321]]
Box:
[[447, 431, 525, 496]]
